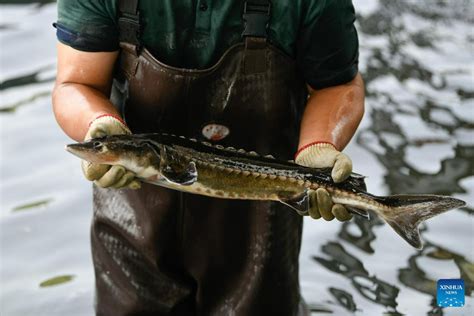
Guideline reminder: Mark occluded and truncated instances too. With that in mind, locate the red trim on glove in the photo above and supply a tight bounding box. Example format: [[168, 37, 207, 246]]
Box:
[[89, 114, 127, 127], [294, 141, 337, 160]]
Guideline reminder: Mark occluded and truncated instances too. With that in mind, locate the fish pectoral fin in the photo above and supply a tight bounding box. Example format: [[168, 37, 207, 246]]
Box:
[[161, 161, 198, 186], [278, 190, 310, 216]]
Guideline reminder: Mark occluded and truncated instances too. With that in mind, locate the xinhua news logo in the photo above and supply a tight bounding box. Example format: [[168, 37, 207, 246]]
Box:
[[437, 279, 464, 307]]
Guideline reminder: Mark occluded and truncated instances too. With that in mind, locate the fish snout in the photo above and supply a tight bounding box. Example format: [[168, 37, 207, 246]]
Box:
[[66, 141, 105, 162]]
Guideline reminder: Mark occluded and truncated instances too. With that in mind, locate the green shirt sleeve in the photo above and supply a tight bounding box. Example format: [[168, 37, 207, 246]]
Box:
[[55, 0, 119, 52], [297, 0, 359, 89]]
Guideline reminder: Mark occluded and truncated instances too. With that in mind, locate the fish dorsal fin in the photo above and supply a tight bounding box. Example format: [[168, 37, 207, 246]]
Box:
[[278, 190, 310, 216]]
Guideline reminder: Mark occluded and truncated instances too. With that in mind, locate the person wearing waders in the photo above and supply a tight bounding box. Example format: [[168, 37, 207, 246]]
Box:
[[52, 0, 364, 315]]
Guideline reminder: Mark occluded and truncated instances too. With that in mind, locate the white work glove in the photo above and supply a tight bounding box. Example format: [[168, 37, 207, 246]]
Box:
[[295, 142, 353, 221], [82, 115, 141, 189]]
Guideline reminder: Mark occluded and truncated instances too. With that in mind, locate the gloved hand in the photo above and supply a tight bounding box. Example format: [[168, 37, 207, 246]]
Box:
[[295, 142, 352, 221], [82, 114, 141, 189]]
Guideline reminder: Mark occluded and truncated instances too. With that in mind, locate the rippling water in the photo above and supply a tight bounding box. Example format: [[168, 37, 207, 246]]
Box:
[[0, 1, 472, 315]]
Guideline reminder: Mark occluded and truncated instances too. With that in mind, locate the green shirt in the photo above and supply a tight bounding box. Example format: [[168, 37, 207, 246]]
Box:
[[55, 0, 359, 89]]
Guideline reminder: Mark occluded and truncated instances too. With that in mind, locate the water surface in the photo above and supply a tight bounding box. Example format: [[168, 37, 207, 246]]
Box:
[[0, 1, 472, 315]]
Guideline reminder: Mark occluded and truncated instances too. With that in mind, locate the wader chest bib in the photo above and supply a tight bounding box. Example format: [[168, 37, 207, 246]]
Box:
[[92, 1, 309, 315]]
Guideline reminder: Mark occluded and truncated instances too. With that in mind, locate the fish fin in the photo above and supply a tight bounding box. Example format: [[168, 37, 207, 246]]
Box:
[[346, 206, 370, 219], [375, 195, 466, 249], [347, 177, 367, 191], [157, 144, 198, 185], [161, 161, 197, 186], [278, 190, 309, 216]]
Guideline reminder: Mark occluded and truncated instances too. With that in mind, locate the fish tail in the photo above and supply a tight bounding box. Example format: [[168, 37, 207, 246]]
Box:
[[373, 194, 466, 249]]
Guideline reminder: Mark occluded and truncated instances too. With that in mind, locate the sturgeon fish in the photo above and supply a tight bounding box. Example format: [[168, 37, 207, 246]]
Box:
[[66, 133, 466, 249]]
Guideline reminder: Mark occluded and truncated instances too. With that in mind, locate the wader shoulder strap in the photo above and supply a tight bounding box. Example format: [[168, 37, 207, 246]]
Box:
[[118, 0, 141, 53], [242, 0, 271, 74], [242, 0, 271, 38]]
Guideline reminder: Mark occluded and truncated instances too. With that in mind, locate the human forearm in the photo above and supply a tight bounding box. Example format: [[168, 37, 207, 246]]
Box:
[[298, 73, 365, 151], [52, 43, 120, 141], [296, 73, 364, 221], [52, 82, 120, 141]]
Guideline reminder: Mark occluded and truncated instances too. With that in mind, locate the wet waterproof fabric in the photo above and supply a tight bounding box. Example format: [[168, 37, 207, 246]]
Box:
[[55, 0, 359, 89], [90, 1, 316, 315]]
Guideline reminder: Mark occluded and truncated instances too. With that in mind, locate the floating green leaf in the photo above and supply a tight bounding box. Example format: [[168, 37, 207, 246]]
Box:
[[12, 198, 52, 212], [39, 275, 75, 288], [426, 249, 454, 260]]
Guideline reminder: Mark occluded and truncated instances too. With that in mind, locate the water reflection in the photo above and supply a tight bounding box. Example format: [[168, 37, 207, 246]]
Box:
[[398, 240, 474, 315], [314, 210, 473, 314], [356, 0, 473, 201], [338, 211, 384, 254], [358, 112, 472, 197], [0, 66, 55, 91], [313, 242, 401, 313], [0, 65, 55, 113], [329, 287, 358, 313]]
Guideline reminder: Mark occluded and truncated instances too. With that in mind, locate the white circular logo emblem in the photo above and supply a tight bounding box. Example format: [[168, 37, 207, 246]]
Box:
[[202, 123, 230, 141]]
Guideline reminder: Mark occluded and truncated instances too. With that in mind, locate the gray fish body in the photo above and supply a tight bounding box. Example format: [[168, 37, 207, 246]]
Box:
[[66, 133, 466, 250]]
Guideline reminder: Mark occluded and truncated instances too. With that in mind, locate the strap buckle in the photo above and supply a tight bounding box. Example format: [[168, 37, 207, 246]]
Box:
[[118, 11, 142, 54]]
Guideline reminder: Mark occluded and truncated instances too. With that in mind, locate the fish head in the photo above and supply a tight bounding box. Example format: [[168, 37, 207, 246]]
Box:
[[66, 135, 161, 175]]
